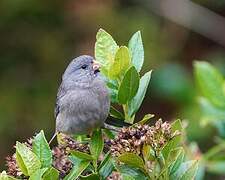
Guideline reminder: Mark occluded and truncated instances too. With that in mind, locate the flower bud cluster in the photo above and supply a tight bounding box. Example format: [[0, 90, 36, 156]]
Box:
[[110, 119, 179, 156], [52, 135, 89, 177]]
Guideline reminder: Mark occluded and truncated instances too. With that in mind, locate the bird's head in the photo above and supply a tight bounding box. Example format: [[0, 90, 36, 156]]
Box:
[[62, 55, 101, 88]]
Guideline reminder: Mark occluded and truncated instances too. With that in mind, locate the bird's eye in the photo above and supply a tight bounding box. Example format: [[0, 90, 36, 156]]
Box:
[[81, 64, 88, 69]]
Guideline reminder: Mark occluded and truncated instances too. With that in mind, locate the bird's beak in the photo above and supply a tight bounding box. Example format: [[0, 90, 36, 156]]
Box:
[[92, 60, 101, 71]]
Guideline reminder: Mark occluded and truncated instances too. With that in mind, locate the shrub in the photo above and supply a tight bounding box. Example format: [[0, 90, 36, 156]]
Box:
[[0, 29, 199, 180]]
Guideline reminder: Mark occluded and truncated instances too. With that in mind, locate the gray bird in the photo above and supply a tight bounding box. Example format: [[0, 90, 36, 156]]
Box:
[[53, 55, 110, 137]]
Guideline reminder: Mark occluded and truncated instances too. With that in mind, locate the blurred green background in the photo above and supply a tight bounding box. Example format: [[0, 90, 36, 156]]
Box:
[[0, 0, 225, 178]]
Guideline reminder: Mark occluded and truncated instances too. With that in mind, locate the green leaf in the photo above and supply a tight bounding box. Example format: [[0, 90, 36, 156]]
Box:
[[134, 114, 154, 126], [122, 174, 136, 180], [117, 165, 148, 180], [95, 29, 119, 70], [168, 147, 185, 176], [206, 161, 225, 174], [42, 167, 59, 180], [108, 46, 131, 79], [173, 160, 198, 180], [64, 160, 90, 180], [203, 141, 225, 161], [194, 61, 225, 108], [29, 168, 48, 180], [106, 78, 119, 103], [142, 144, 155, 162], [80, 173, 100, 180], [98, 152, 111, 170], [198, 97, 225, 123], [0, 171, 18, 180], [128, 31, 144, 72], [162, 119, 183, 159], [106, 79, 119, 89], [32, 130, 52, 168], [195, 164, 205, 180], [109, 88, 118, 103], [90, 129, 103, 159], [110, 106, 124, 119], [128, 71, 152, 117], [118, 153, 145, 170], [70, 150, 93, 161], [15, 142, 41, 176], [98, 152, 114, 179], [103, 129, 115, 139], [198, 97, 225, 137], [118, 66, 140, 104]]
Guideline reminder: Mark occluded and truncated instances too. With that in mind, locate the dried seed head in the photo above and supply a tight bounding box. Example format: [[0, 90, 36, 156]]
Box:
[[109, 119, 179, 157], [5, 154, 22, 177], [52, 134, 90, 178], [52, 146, 72, 177]]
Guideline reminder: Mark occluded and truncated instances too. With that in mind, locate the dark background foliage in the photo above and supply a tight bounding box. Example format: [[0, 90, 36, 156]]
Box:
[[0, 0, 225, 178]]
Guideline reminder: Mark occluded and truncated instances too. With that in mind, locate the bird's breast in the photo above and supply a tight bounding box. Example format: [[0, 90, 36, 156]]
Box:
[[56, 81, 109, 135]]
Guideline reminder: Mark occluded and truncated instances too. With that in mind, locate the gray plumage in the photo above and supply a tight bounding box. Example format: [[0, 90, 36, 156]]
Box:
[[55, 55, 110, 135]]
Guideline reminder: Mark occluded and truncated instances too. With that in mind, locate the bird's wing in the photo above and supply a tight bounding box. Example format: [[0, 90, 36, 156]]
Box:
[[55, 83, 66, 118]]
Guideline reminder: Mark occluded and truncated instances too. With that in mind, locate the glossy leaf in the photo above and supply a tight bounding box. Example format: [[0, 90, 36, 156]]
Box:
[[128, 31, 144, 72], [198, 97, 225, 123], [142, 144, 155, 162], [95, 29, 118, 69], [42, 167, 59, 180], [117, 165, 147, 180], [195, 164, 205, 180], [103, 129, 115, 139], [118, 66, 140, 104], [16, 142, 41, 176], [32, 130, 52, 168], [68, 155, 81, 165], [118, 153, 145, 170], [203, 141, 225, 161], [122, 174, 136, 180], [206, 161, 225, 174], [198, 97, 225, 137], [109, 88, 118, 103], [168, 147, 185, 176], [106, 79, 119, 90], [64, 161, 90, 180], [106, 79, 119, 102], [128, 71, 152, 117], [173, 160, 198, 180], [134, 114, 154, 126], [162, 119, 183, 159], [98, 152, 114, 179], [108, 46, 131, 79], [194, 61, 225, 108], [70, 150, 93, 161], [29, 168, 48, 180], [110, 106, 124, 119], [90, 129, 103, 159]]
